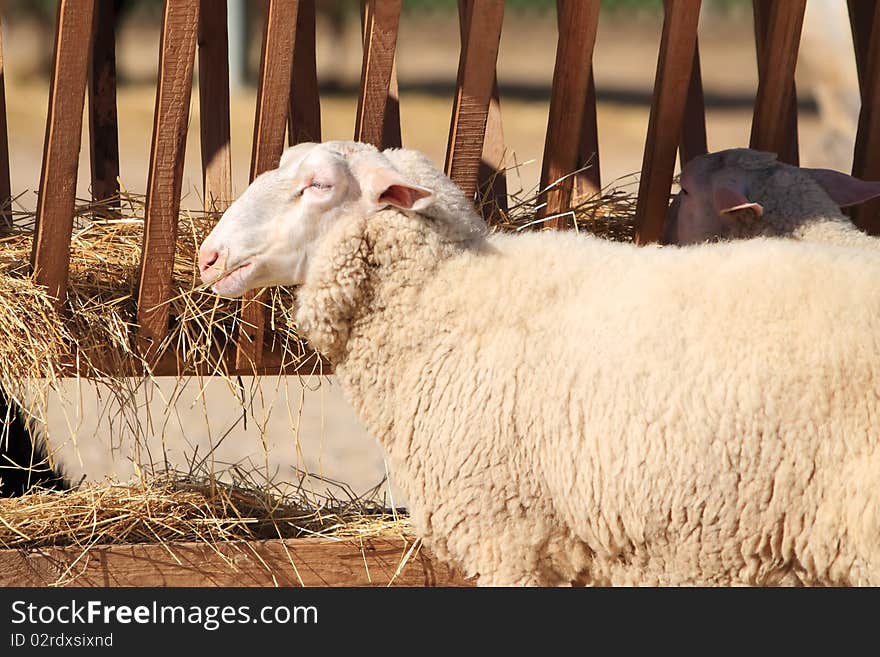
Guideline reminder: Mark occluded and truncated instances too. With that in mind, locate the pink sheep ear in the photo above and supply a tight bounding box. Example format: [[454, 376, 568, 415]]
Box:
[[714, 185, 764, 218], [804, 168, 880, 208], [378, 183, 433, 211], [359, 162, 433, 213]]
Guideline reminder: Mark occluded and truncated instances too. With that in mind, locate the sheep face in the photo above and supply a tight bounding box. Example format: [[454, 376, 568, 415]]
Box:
[[662, 149, 769, 245], [663, 148, 880, 245], [198, 141, 433, 297]]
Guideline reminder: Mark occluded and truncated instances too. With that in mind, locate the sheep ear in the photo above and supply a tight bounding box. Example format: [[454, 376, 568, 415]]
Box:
[[714, 185, 764, 219], [805, 168, 880, 208], [378, 183, 433, 211], [360, 163, 433, 213]]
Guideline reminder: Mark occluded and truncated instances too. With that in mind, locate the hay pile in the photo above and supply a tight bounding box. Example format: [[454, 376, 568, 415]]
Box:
[[0, 468, 409, 551], [486, 166, 639, 241], [0, 467, 413, 586]]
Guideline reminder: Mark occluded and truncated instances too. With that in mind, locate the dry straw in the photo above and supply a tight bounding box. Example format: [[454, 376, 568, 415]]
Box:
[[0, 467, 410, 551], [0, 192, 313, 391], [483, 159, 639, 240]]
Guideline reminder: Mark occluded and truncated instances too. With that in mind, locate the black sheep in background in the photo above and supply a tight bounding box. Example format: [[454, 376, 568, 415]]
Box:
[[0, 390, 68, 496]]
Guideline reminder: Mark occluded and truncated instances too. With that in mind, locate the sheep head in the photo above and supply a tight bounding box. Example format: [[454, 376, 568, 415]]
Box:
[[198, 141, 433, 298], [662, 147, 880, 245]]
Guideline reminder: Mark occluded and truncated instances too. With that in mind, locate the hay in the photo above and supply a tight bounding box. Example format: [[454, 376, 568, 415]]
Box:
[[0, 193, 314, 389], [0, 467, 410, 551], [0, 467, 413, 586], [482, 160, 639, 241]]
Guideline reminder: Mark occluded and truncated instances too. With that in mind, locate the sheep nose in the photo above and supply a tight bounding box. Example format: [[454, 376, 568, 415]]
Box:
[[198, 248, 220, 275]]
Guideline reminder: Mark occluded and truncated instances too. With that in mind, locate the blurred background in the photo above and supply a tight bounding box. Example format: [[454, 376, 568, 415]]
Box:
[[0, 0, 859, 502]]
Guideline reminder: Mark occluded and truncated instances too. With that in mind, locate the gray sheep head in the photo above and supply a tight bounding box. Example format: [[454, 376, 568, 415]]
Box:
[[663, 148, 880, 245]]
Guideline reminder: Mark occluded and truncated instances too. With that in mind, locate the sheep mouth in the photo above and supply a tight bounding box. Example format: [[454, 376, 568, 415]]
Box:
[[207, 262, 254, 297]]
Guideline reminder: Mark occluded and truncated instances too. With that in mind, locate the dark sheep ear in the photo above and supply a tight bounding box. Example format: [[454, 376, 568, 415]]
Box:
[[713, 185, 764, 219], [805, 168, 880, 208]]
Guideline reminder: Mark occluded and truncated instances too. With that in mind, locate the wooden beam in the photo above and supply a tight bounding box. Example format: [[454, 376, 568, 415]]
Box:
[[458, 0, 507, 220], [633, 0, 701, 245], [198, 0, 234, 213], [136, 0, 200, 359], [88, 0, 120, 211], [250, 0, 299, 190], [0, 16, 11, 226], [0, 537, 471, 587], [31, 0, 96, 305], [479, 81, 507, 218], [445, 0, 504, 201], [288, 0, 321, 145], [851, 2, 880, 234], [384, 57, 402, 149], [236, 0, 299, 373], [540, 0, 601, 228], [848, 0, 874, 94], [679, 38, 708, 165], [55, 343, 331, 379], [354, 0, 401, 148], [573, 69, 601, 203], [750, 0, 805, 164]]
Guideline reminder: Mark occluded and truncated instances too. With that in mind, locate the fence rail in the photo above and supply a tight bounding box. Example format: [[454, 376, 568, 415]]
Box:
[[3, 0, 877, 376], [0, 537, 470, 587]]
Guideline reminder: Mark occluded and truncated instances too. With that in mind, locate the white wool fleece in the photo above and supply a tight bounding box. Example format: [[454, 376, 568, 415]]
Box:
[[297, 190, 880, 586]]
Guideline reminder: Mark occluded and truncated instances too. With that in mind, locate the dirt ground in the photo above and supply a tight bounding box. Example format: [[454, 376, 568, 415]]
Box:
[[1, 9, 844, 501]]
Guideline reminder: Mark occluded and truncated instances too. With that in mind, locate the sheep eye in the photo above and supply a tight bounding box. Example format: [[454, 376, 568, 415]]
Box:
[[681, 187, 689, 196], [294, 181, 331, 200]]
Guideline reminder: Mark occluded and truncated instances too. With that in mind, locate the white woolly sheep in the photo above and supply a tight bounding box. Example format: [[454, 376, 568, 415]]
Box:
[[663, 148, 880, 247], [200, 141, 880, 586]]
